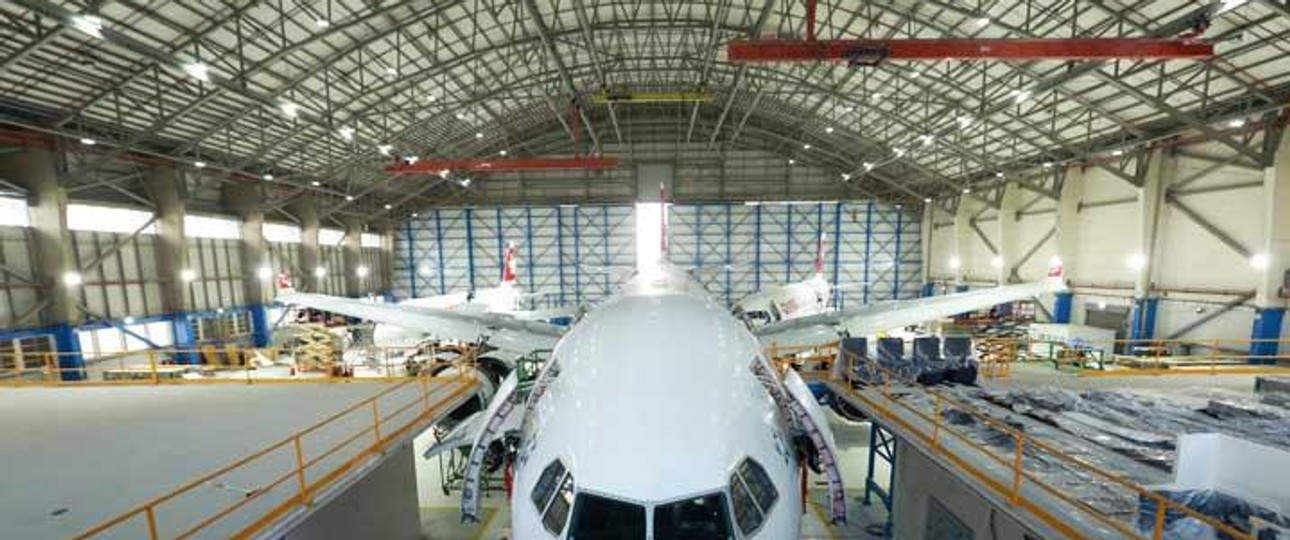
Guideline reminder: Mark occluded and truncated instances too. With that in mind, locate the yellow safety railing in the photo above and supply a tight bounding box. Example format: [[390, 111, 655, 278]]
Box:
[[69, 375, 478, 540], [0, 342, 485, 387], [826, 349, 1258, 540]]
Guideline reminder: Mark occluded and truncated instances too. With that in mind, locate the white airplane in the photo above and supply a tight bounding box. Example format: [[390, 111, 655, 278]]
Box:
[[732, 233, 833, 328], [278, 236, 1067, 538]]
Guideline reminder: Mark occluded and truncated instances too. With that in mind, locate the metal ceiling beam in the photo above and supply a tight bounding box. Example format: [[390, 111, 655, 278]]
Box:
[[520, 0, 602, 153]]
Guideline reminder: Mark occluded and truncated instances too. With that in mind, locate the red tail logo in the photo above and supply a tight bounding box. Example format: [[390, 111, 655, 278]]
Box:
[[502, 242, 519, 284], [274, 272, 295, 294], [814, 233, 827, 277]]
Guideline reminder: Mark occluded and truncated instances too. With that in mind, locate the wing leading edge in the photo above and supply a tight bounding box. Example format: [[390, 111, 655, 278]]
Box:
[[755, 279, 1066, 348], [277, 293, 564, 351]]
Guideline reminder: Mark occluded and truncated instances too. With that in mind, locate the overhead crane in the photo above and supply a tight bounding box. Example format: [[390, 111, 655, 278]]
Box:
[[728, 0, 1214, 65], [726, 37, 1214, 65]]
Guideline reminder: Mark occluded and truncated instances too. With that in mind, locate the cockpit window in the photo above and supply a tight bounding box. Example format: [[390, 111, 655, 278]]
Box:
[[729, 458, 779, 536], [737, 459, 779, 511], [542, 474, 575, 535], [568, 492, 646, 539], [729, 475, 763, 534], [532, 459, 574, 536], [653, 493, 733, 540], [532, 460, 566, 510]]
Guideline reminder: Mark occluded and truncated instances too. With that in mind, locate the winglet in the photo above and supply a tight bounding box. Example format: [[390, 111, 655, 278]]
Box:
[[274, 272, 296, 296], [1045, 257, 1066, 286], [502, 242, 519, 284]]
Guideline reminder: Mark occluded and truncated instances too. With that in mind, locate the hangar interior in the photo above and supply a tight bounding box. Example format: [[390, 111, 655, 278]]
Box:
[[1, 0, 1289, 539]]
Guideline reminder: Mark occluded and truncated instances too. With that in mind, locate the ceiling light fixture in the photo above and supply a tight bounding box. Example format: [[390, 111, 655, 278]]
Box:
[[345, 195, 355, 201], [194, 160, 207, 168], [337, 126, 354, 141], [315, 18, 330, 28], [1228, 118, 1246, 128], [841, 173, 851, 181], [310, 181, 321, 187], [71, 15, 104, 38], [803, 144, 812, 150], [262, 173, 274, 181], [825, 126, 834, 134], [475, 132, 483, 139], [80, 137, 96, 145], [863, 162, 874, 171], [788, 159, 796, 165], [893, 147, 905, 157], [499, 149, 508, 156], [377, 144, 393, 155], [976, 17, 991, 27], [384, 204, 393, 210], [963, 187, 972, 194], [280, 101, 301, 118], [183, 62, 210, 82]]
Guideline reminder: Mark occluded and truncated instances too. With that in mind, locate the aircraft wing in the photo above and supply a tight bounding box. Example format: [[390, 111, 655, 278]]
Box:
[[277, 293, 565, 351], [755, 279, 1066, 348]]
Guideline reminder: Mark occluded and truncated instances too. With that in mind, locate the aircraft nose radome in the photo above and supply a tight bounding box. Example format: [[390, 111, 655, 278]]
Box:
[[541, 293, 773, 500]]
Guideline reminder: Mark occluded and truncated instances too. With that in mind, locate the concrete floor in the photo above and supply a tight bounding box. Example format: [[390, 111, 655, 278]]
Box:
[[0, 382, 420, 539]]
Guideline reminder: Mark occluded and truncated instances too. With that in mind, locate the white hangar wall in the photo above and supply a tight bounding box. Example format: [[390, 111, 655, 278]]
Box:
[[926, 139, 1290, 344]]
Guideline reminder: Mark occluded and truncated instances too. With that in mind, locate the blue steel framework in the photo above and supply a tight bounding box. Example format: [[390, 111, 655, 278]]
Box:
[[394, 202, 920, 310], [393, 205, 634, 308], [668, 201, 922, 308]]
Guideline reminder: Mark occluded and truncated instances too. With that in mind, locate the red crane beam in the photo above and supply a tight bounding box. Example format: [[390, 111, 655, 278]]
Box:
[[726, 38, 1214, 63], [385, 156, 620, 175]]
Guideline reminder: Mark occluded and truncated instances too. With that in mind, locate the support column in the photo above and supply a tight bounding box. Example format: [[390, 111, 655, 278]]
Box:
[[143, 164, 196, 363], [342, 218, 364, 297], [920, 203, 934, 296], [996, 183, 1021, 285], [1051, 167, 1084, 324], [1, 147, 83, 380], [224, 183, 272, 347], [1130, 150, 1171, 342], [951, 197, 974, 291], [292, 194, 321, 292], [381, 225, 396, 302], [1252, 124, 1290, 362]]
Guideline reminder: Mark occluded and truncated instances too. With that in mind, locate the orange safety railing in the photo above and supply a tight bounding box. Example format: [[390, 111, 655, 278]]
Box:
[[826, 349, 1258, 540], [0, 343, 485, 387], [68, 375, 477, 540]]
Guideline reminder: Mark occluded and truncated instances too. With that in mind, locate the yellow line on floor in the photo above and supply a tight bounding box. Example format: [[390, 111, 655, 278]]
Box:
[[809, 501, 841, 540], [471, 507, 499, 540]]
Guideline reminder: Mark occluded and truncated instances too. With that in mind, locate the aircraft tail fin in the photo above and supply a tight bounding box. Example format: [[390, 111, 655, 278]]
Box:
[[274, 272, 296, 296], [502, 242, 519, 284], [1045, 257, 1066, 285], [659, 182, 668, 255]]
